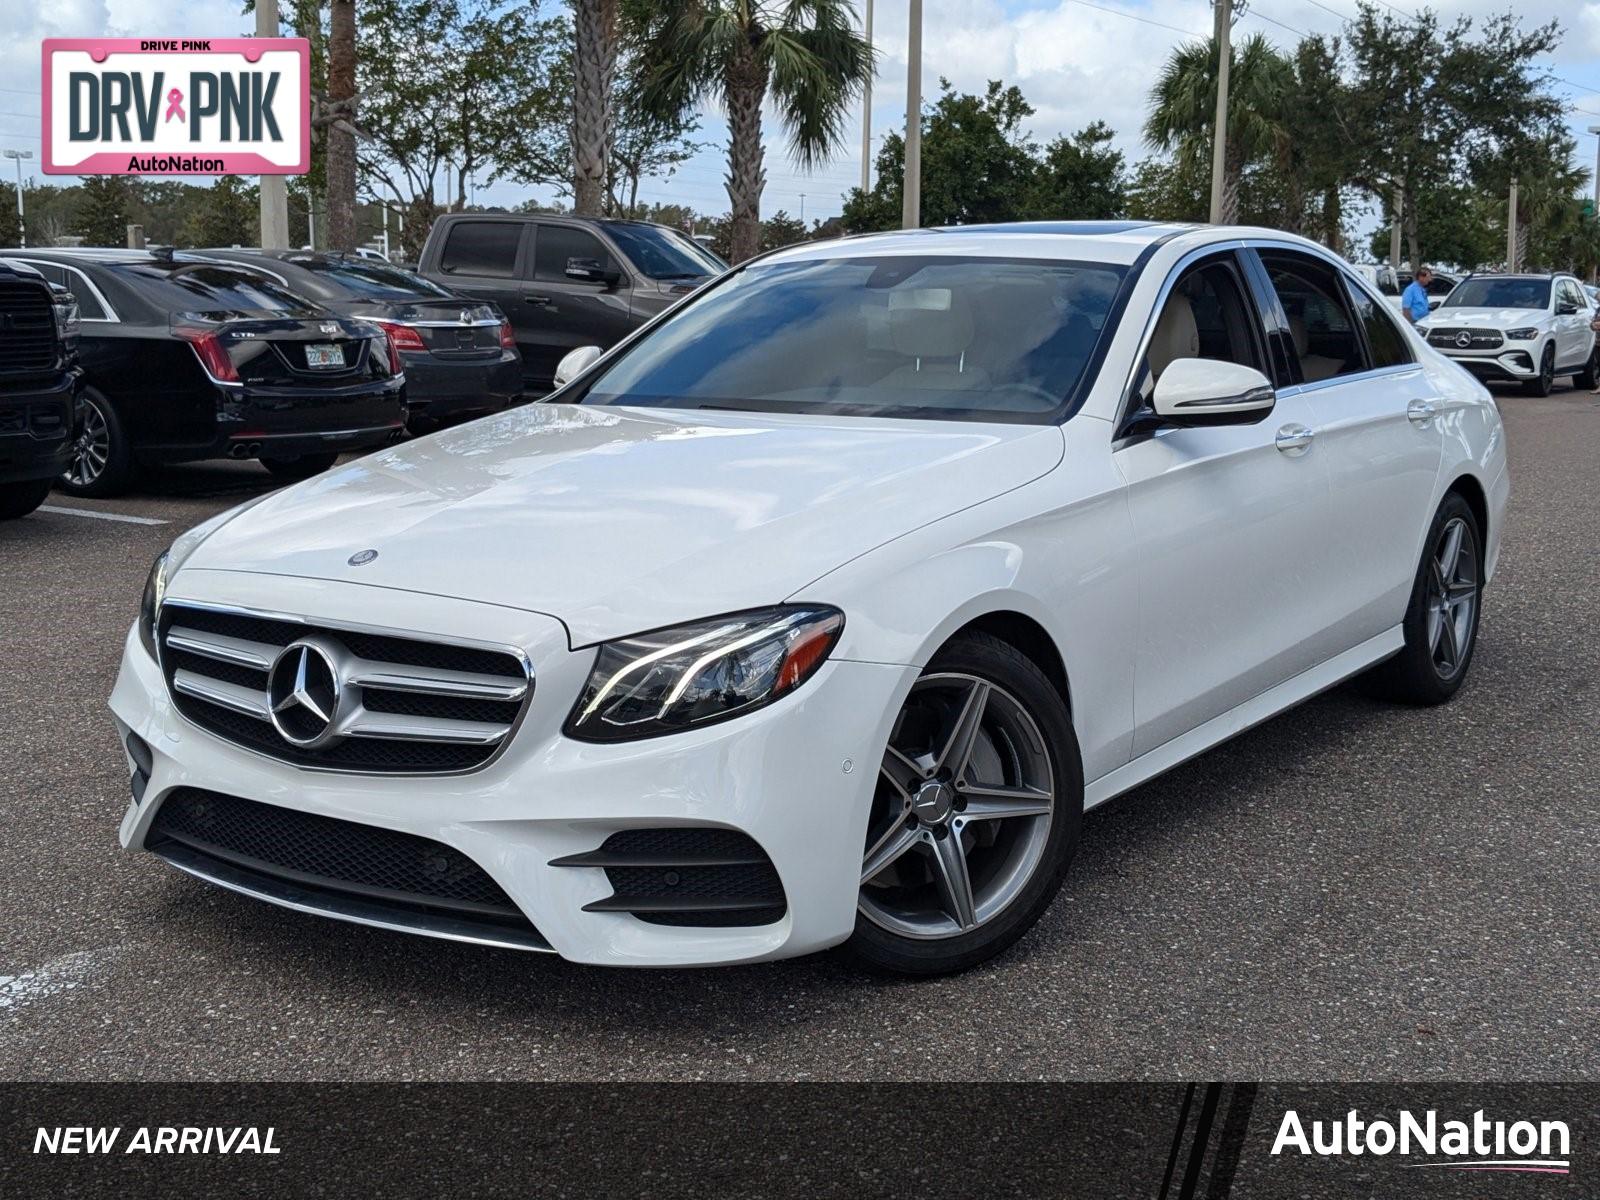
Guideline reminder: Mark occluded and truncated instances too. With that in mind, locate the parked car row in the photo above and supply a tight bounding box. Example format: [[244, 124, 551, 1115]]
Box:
[[0, 258, 79, 518]]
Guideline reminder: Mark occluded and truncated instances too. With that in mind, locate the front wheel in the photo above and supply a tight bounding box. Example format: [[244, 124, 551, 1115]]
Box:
[[845, 632, 1082, 976], [1360, 493, 1483, 705], [1522, 344, 1556, 396], [259, 452, 339, 481], [0, 478, 52, 520]]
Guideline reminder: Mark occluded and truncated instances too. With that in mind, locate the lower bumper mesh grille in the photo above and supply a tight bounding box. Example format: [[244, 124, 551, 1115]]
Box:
[[147, 788, 545, 943], [552, 827, 787, 928]]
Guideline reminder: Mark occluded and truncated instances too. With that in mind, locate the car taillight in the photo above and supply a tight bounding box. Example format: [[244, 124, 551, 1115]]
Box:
[[175, 328, 240, 383], [376, 320, 427, 353], [498, 321, 516, 350]]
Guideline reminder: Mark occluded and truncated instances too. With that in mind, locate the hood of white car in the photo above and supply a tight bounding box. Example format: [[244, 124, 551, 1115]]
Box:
[[181, 402, 1065, 646], [1424, 307, 1550, 329]]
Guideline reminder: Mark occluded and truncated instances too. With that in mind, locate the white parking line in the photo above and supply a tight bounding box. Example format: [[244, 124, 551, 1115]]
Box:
[[38, 505, 169, 526]]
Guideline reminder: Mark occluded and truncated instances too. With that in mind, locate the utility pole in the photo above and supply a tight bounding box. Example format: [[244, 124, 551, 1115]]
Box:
[[859, 0, 874, 194], [256, 0, 291, 248], [2, 149, 30, 247], [1389, 189, 1402, 269], [1589, 125, 1600, 283], [901, 0, 922, 230], [1506, 177, 1519, 272], [1207, 0, 1232, 224], [799, 193, 806, 224]]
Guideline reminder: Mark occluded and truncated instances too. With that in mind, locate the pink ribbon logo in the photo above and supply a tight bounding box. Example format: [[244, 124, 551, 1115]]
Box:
[[164, 87, 185, 123]]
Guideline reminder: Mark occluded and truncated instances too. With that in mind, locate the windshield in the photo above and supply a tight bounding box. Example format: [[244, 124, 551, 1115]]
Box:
[[603, 223, 726, 279], [115, 263, 322, 315], [578, 255, 1126, 423], [285, 257, 453, 299], [1443, 278, 1550, 310]]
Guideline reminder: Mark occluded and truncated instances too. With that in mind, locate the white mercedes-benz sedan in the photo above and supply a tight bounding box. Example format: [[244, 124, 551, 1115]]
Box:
[[111, 222, 1509, 975]]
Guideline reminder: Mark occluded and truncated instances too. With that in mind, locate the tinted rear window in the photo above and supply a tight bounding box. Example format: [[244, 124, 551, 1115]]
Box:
[[287, 257, 452, 299], [112, 263, 320, 315], [439, 222, 522, 277]]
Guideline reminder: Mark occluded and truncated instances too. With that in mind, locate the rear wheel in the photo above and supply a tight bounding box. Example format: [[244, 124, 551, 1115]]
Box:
[[58, 388, 134, 498], [1522, 343, 1556, 396], [259, 452, 339, 481], [845, 632, 1082, 976], [1361, 493, 1483, 706], [0, 478, 51, 520], [1576, 341, 1599, 390]]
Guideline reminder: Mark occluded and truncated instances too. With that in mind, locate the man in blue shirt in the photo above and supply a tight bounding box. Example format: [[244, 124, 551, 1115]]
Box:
[[1401, 267, 1433, 324]]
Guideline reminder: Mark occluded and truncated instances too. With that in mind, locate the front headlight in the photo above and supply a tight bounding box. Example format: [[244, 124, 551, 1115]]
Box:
[[138, 551, 171, 658], [565, 605, 844, 742], [53, 294, 80, 342], [1505, 327, 1539, 340]]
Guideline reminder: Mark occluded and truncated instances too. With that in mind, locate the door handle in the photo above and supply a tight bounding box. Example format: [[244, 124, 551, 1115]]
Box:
[[1407, 398, 1437, 426], [1274, 423, 1314, 455], [524, 294, 551, 306]]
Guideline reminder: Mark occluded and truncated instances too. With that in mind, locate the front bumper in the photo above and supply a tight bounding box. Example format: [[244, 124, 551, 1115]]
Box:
[[1431, 345, 1540, 382], [110, 572, 914, 967], [0, 370, 77, 484], [401, 352, 523, 429]]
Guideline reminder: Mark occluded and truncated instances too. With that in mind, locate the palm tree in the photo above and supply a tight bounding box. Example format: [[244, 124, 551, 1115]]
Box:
[[1144, 32, 1290, 225], [636, 0, 875, 262], [572, 0, 619, 216], [324, 0, 358, 250]]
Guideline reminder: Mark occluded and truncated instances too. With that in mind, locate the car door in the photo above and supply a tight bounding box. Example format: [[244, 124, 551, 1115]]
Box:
[[1113, 249, 1339, 756], [429, 218, 533, 381], [1248, 247, 1444, 652], [518, 222, 638, 391], [1555, 278, 1589, 368]]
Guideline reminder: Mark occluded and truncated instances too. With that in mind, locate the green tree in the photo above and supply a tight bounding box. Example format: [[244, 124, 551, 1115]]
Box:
[[843, 80, 1040, 232], [1144, 32, 1291, 225], [178, 176, 261, 248], [760, 209, 807, 249], [72, 178, 130, 247], [635, 0, 875, 262], [1124, 155, 1208, 223], [1024, 120, 1127, 220]]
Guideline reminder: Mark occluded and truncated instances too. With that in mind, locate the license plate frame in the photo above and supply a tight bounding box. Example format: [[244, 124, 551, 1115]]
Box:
[[304, 343, 346, 369]]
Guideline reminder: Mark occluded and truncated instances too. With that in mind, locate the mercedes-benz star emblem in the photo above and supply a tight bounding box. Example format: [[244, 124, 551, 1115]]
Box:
[[267, 641, 344, 747], [348, 548, 379, 566], [1455, 330, 1473, 348]]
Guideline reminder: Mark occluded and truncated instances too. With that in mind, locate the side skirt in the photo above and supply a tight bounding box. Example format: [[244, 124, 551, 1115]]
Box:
[[1084, 626, 1405, 810]]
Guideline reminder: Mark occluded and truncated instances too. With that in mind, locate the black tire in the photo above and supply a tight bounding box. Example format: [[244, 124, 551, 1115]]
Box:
[[1522, 344, 1556, 396], [0, 478, 52, 520], [57, 388, 135, 498], [844, 631, 1083, 976], [1360, 492, 1483, 706], [259, 452, 340, 481], [1576, 342, 1599, 391]]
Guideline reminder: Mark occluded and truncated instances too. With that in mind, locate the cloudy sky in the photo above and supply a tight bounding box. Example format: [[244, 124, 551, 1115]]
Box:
[[4, 0, 1599, 233]]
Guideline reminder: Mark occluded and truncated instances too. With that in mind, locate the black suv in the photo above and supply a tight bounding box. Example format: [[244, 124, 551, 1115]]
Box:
[[0, 258, 79, 519], [416, 214, 726, 393], [201, 249, 524, 432], [6, 249, 408, 496]]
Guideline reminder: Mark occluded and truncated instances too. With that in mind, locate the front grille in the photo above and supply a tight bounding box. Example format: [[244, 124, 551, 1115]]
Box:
[[552, 828, 787, 928], [147, 788, 543, 939], [1427, 327, 1504, 351], [159, 602, 531, 774], [0, 280, 59, 374]]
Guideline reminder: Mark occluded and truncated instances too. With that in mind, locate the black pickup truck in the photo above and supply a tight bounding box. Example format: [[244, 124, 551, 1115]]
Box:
[[0, 258, 78, 520]]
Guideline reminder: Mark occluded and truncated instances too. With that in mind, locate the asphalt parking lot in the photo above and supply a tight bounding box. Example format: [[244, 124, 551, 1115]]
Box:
[[1, 385, 1596, 1082]]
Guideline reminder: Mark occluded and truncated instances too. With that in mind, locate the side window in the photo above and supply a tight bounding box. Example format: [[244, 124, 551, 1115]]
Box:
[[1427, 275, 1454, 297], [1140, 257, 1263, 395], [1342, 274, 1411, 369], [1260, 251, 1365, 383], [63, 268, 108, 320], [439, 221, 522, 277], [534, 225, 616, 283], [1561, 280, 1586, 311]]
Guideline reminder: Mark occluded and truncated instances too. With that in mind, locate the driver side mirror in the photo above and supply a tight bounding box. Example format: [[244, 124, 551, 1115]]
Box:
[[566, 257, 622, 287], [553, 344, 602, 388], [1152, 358, 1276, 424], [1556, 301, 1579, 316]]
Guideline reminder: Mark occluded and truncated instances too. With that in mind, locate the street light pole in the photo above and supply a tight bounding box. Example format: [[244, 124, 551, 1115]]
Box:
[[1589, 125, 1600, 283], [256, 0, 291, 247], [859, 0, 874, 194], [1507, 177, 1519, 272], [901, 0, 922, 230], [1207, 0, 1232, 224], [2, 149, 31, 247]]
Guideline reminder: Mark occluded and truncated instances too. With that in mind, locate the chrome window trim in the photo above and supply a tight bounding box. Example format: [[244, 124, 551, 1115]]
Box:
[[14, 258, 120, 323], [1272, 362, 1426, 401], [156, 598, 537, 778]]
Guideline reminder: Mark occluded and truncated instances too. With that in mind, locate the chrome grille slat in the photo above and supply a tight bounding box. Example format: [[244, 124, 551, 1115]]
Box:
[[158, 602, 533, 775]]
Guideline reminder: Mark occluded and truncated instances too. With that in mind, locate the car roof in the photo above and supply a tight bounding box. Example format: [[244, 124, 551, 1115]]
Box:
[[1462, 272, 1564, 281]]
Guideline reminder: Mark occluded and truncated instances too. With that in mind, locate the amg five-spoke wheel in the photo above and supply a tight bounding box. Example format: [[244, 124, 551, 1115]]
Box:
[[1425, 515, 1478, 680], [847, 633, 1082, 975]]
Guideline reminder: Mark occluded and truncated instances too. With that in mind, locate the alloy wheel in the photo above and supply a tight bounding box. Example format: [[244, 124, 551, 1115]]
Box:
[[66, 396, 110, 489], [859, 673, 1055, 939], [1425, 515, 1478, 679]]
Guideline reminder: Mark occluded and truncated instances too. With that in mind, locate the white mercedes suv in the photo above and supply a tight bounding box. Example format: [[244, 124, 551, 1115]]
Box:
[[111, 222, 1509, 975], [1417, 272, 1598, 395]]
